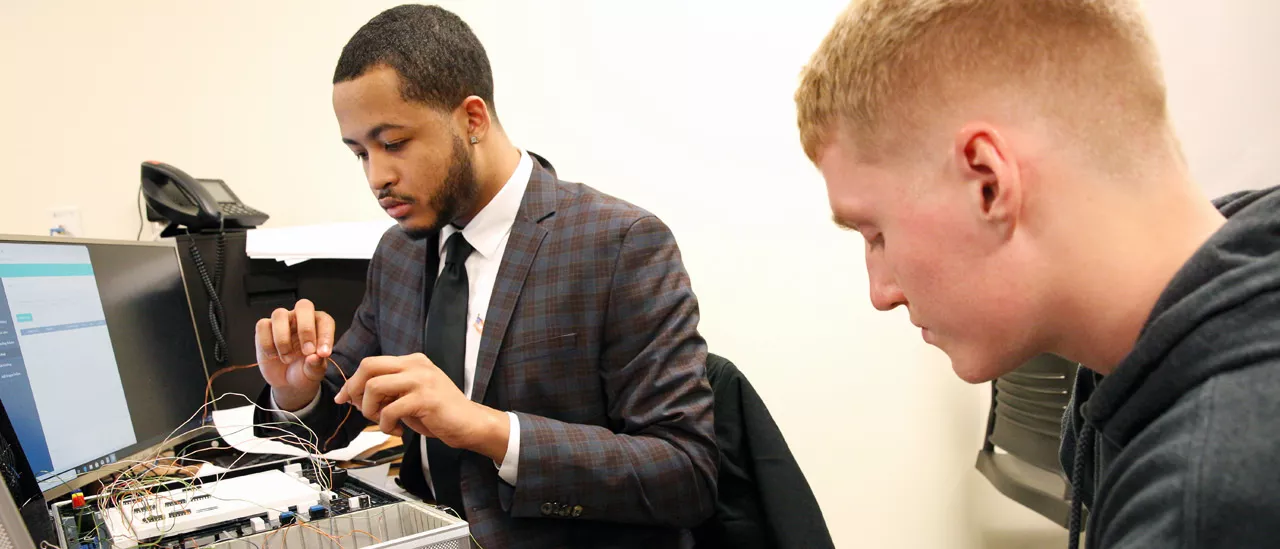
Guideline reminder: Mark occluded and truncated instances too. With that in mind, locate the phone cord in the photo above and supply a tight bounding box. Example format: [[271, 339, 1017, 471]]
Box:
[[189, 232, 229, 366]]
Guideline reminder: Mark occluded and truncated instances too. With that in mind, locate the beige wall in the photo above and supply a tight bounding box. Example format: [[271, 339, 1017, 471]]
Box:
[[1, 1, 1276, 547]]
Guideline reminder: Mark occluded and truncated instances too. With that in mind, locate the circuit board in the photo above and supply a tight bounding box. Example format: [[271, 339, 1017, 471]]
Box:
[[54, 460, 401, 549]]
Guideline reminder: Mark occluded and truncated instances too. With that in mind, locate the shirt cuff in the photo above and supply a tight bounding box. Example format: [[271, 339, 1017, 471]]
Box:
[[496, 412, 520, 485], [269, 389, 322, 421]]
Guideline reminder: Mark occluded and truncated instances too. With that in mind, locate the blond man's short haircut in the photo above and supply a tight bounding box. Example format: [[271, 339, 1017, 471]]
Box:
[[796, 0, 1171, 165]]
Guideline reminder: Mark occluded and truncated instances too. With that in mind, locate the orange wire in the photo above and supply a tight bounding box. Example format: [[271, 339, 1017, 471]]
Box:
[[299, 521, 350, 549], [263, 520, 293, 548], [262, 519, 365, 549], [204, 362, 262, 410], [203, 356, 354, 455], [324, 357, 353, 452], [349, 530, 381, 543]]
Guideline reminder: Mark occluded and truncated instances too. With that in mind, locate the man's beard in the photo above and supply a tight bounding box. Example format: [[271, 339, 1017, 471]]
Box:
[[405, 134, 479, 239]]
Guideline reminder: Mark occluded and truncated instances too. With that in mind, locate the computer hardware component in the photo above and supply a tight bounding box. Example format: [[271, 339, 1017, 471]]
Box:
[[51, 460, 466, 549]]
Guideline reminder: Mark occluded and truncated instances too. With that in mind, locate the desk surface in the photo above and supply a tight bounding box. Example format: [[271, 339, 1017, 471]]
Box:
[[342, 431, 403, 465], [342, 430, 410, 498], [339, 433, 413, 501]]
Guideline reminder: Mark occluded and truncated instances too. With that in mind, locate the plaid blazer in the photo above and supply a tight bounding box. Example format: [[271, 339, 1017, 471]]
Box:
[[256, 153, 717, 548]]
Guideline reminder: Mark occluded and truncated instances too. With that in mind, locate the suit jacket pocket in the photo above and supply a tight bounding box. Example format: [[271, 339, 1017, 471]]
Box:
[[501, 332, 579, 366]]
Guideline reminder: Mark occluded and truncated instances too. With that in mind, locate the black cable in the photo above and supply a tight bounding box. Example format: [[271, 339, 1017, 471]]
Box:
[[136, 185, 145, 241], [212, 229, 227, 364], [188, 228, 230, 366]]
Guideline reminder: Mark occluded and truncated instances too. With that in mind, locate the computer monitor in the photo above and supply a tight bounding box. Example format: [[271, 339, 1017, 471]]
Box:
[[0, 396, 55, 549], [0, 236, 211, 499]]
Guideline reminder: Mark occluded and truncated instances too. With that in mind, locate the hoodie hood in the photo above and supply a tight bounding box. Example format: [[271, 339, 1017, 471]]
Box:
[[1081, 186, 1280, 441], [1062, 186, 1280, 547]]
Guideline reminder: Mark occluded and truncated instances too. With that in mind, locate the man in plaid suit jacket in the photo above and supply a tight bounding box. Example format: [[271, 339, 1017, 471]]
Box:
[[252, 5, 717, 548]]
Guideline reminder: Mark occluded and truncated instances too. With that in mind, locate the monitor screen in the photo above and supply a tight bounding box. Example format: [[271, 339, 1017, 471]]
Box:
[[0, 238, 209, 494]]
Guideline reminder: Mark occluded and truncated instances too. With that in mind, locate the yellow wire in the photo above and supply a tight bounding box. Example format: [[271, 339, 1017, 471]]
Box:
[[441, 506, 484, 549]]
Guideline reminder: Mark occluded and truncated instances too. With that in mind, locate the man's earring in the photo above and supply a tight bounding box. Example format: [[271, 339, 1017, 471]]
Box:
[[470, 136, 479, 145]]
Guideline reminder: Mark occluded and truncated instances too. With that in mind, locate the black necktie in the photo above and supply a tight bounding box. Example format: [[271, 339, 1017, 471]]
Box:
[[423, 231, 473, 515]]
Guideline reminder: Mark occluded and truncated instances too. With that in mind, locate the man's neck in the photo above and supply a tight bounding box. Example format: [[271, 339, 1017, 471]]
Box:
[[461, 134, 522, 224], [1052, 181, 1226, 374]]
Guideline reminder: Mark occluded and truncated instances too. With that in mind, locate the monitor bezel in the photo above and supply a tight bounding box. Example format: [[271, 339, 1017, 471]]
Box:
[[0, 234, 213, 500]]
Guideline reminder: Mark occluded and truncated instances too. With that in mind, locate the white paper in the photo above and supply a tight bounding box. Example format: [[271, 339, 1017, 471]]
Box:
[[322, 430, 392, 461], [245, 220, 395, 265], [195, 462, 230, 476], [348, 463, 392, 488], [349, 462, 416, 501], [211, 404, 390, 461]]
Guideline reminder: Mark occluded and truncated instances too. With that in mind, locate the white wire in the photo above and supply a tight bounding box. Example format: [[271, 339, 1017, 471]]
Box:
[[101, 421, 330, 499], [90, 391, 348, 546], [135, 393, 332, 490], [148, 392, 326, 472]]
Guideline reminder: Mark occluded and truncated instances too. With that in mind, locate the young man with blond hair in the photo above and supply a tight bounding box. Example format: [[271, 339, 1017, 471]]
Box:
[[797, 0, 1280, 547]]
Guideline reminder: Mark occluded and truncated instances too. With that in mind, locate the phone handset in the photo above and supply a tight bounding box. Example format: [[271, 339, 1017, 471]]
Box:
[[141, 161, 223, 231]]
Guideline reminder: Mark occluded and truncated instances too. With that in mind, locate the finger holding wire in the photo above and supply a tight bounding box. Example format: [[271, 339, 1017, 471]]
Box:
[[360, 374, 415, 424], [375, 398, 418, 437], [333, 356, 406, 409]]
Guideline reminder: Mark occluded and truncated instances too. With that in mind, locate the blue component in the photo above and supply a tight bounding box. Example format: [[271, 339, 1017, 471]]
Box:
[[309, 504, 326, 516], [279, 511, 296, 525]]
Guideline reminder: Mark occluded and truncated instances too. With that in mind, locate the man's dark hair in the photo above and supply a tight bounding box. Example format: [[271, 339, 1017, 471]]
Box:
[[334, 4, 497, 117]]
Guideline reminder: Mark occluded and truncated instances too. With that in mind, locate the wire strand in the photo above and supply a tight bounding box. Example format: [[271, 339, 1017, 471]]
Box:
[[323, 357, 353, 452], [87, 358, 378, 549], [135, 185, 146, 241]]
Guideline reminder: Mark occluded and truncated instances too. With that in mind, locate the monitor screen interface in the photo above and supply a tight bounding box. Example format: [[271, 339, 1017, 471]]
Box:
[[0, 240, 208, 493]]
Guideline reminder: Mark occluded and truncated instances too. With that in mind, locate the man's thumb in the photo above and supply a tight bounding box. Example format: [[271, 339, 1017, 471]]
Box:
[[302, 357, 328, 382]]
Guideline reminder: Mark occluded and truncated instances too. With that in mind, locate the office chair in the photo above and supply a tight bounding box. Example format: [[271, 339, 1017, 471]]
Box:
[[975, 353, 1080, 528]]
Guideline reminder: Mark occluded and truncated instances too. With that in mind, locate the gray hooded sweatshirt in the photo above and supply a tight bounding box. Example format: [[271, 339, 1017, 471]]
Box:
[[1060, 187, 1280, 548]]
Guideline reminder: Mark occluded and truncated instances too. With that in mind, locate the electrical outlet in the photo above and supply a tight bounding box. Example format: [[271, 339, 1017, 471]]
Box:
[[50, 206, 83, 237]]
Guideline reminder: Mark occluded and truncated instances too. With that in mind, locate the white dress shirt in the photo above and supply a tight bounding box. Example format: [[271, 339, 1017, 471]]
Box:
[[275, 149, 533, 492]]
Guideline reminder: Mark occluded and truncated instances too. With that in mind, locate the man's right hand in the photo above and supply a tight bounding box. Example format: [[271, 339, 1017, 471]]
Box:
[[256, 299, 335, 412]]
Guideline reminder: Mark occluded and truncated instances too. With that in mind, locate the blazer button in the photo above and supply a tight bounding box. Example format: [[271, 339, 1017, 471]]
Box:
[[540, 502, 555, 516], [571, 505, 583, 518], [558, 504, 571, 517]]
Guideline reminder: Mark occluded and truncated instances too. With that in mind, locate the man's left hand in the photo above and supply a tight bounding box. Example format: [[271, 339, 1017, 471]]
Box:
[[334, 353, 509, 462]]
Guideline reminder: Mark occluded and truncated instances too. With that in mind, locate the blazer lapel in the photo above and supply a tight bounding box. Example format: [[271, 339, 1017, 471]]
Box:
[[389, 233, 433, 498], [472, 153, 558, 403], [420, 231, 440, 354]]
